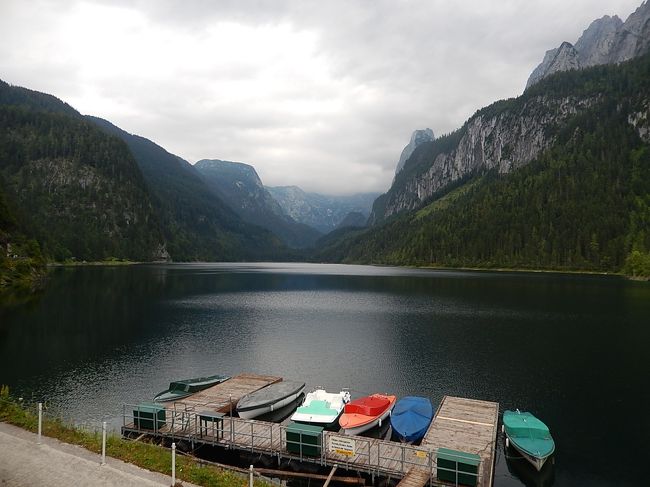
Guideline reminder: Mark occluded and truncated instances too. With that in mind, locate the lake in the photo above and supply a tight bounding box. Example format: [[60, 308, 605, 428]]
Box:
[[1, 263, 648, 486]]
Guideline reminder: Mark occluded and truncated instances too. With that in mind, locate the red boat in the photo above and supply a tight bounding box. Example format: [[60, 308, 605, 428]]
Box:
[[339, 393, 396, 435]]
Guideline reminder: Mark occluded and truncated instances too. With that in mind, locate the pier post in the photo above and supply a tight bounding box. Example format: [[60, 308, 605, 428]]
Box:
[[171, 442, 176, 485], [249, 464, 254, 487], [37, 403, 42, 444], [101, 421, 107, 465]]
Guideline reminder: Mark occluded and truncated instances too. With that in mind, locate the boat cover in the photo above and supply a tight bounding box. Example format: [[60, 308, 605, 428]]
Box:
[[237, 380, 305, 412], [503, 410, 555, 457], [390, 396, 434, 442], [345, 394, 391, 416]]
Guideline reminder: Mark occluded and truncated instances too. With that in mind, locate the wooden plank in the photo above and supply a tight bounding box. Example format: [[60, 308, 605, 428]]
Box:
[[397, 468, 430, 487], [421, 396, 499, 487]]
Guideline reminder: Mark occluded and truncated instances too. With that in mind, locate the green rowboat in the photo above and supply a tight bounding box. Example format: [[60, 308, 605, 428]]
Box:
[[153, 374, 230, 402], [503, 409, 555, 471]]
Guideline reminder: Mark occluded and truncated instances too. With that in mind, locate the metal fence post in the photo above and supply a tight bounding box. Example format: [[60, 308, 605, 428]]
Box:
[[229, 395, 234, 445], [171, 442, 176, 485], [37, 402, 42, 444], [101, 421, 107, 465], [249, 464, 254, 487]]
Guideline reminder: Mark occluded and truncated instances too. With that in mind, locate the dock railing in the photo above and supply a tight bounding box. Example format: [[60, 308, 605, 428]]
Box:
[[121, 404, 483, 486]]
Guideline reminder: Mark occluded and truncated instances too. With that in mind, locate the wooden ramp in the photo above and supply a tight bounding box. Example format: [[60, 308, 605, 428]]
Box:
[[397, 468, 431, 487], [420, 396, 499, 487], [166, 373, 282, 414]]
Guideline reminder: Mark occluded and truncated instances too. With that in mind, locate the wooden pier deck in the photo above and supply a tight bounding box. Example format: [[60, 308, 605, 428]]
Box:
[[123, 392, 499, 487], [420, 395, 499, 487], [165, 373, 282, 414]]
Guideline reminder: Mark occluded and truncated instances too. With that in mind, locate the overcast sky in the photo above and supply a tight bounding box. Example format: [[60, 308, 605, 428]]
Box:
[[0, 0, 643, 194]]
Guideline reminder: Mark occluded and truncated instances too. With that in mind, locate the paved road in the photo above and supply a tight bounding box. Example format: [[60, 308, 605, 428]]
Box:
[[0, 422, 194, 486]]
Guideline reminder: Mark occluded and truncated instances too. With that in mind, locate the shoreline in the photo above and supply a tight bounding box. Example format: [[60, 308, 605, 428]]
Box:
[[43, 259, 650, 281]]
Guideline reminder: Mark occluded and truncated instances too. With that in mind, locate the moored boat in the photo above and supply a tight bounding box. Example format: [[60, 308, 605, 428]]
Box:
[[237, 380, 306, 419], [390, 396, 434, 443], [153, 374, 230, 402], [503, 409, 555, 471], [290, 389, 351, 428], [339, 393, 396, 435]]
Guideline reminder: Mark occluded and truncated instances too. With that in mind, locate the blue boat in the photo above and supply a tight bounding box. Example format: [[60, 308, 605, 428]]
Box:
[[390, 396, 434, 443]]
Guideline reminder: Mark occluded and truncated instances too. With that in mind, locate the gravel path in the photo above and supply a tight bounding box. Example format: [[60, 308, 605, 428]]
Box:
[[0, 422, 196, 486]]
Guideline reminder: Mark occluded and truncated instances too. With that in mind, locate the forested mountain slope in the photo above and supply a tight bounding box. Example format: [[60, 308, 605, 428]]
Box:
[[195, 159, 321, 248], [0, 80, 165, 262], [317, 54, 650, 276], [88, 118, 288, 261]]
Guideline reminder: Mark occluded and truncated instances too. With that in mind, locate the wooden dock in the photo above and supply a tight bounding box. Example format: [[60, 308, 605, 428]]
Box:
[[123, 390, 499, 487], [419, 395, 499, 487], [165, 373, 282, 414]]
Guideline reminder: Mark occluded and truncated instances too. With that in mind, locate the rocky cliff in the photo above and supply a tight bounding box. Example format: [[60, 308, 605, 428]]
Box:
[[394, 128, 435, 176], [369, 91, 598, 222], [527, 1, 650, 88]]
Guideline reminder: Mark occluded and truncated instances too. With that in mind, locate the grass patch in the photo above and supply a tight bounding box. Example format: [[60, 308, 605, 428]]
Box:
[[0, 386, 269, 487]]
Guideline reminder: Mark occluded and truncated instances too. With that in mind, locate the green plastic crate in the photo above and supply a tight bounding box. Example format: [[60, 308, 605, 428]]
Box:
[[285, 422, 323, 456], [437, 448, 480, 486], [133, 403, 166, 431]]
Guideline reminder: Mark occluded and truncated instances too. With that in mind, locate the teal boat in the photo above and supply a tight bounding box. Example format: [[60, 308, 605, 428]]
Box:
[[153, 374, 230, 402], [503, 409, 555, 471]]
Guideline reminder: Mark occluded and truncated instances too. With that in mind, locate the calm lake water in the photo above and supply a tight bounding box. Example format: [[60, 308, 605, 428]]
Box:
[[1, 263, 648, 486]]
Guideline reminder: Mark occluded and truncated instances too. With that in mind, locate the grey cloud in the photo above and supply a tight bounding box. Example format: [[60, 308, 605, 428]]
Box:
[[0, 0, 643, 194]]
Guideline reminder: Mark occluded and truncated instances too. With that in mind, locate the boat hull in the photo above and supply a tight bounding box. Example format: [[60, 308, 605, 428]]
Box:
[[291, 412, 341, 427], [342, 406, 393, 435], [153, 374, 230, 402], [238, 390, 304, 420], [153, 390, 193, 402], [507, 438, 551, 471]]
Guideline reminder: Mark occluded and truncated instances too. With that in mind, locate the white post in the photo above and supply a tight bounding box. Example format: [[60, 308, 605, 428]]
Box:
[[37, 403, 42, 444], [101, 421, 107, 465], [249, 464, 254, 487], [171, 442, 176, 486]]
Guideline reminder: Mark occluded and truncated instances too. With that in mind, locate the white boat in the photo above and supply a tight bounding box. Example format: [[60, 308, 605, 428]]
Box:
[[237, 380, 305, 420], [290, 389, 351, 428]]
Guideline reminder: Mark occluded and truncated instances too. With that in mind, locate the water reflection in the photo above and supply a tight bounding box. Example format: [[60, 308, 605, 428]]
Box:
[[1, 263, 648, 487]]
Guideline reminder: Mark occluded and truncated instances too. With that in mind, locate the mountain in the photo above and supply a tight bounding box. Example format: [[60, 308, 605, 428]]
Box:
[[394, 128, 435, 176], [526, 1, 650, 88], [0, 80, 165, 262], [87, 118, 288, 261], [335, 211, 367, 230], [319, 51, 650, 276], [266, 186, 380, 233], [194, 159, 321, 248]]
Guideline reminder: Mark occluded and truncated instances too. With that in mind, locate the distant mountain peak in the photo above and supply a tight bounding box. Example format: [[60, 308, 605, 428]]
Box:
[[195, 159, 321, 248], [526, 0, 650, 88], [195, 159, 264, 190], [395, 128, 435, 176]]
